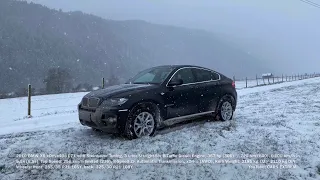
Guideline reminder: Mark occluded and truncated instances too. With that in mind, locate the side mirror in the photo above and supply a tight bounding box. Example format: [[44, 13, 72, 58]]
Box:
[[168, 79, 183, 86]]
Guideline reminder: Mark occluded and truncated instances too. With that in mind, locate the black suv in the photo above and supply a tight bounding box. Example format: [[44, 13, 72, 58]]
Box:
[[78, 65, 237, 139]]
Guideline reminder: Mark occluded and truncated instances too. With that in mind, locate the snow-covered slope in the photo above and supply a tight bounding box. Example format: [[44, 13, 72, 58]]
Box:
[[0, 92, 87, 135], [0, 78, 320, 180]]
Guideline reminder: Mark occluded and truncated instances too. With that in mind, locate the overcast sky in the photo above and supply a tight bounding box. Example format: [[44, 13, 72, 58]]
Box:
[[29, 0, 320, 74]]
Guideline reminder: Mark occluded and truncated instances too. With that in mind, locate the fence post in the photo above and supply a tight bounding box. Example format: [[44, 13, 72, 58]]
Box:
[[256, 74, 258, 86], [246, 77, 248, 88], [102, 78, 105, 89], [28, 84, 31, 117], [272, 76, 274, 84]]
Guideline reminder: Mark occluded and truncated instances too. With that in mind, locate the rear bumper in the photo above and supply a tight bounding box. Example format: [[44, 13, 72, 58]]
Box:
[[78, 104, 129, 133]]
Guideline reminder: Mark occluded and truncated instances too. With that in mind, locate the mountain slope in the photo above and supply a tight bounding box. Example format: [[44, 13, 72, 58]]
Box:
[[0, 0, 270, 93]]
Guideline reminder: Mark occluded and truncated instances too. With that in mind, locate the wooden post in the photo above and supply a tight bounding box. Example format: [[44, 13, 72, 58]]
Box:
[[245, 77, 247, 88], [102, 78, 105, 89], [28, 84, 31, 117], [272, 76, 274, 84], [256, 74, 258, 86]]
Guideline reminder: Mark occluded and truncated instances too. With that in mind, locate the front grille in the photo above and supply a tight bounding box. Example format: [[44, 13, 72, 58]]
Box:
[[82, 97, 89, 106], [81, 97, 101, 108]]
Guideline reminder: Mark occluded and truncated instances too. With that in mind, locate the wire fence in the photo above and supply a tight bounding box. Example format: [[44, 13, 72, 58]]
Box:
[[233, 73, 320, 89]]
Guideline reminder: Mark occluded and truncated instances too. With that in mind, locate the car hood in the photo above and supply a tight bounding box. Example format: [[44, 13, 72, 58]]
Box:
[[85, 84, 156, 99]]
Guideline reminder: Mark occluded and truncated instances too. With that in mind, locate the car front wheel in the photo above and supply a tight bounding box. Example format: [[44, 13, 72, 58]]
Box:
[[124, 103, 157, 139]]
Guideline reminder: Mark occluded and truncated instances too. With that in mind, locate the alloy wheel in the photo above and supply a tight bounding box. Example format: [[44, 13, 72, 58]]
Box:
[[221, 101, 233, 120], [133, 112, 155, 137]]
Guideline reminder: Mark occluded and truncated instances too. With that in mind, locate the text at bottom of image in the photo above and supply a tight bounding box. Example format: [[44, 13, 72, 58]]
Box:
[[15, 159, 298, 170]]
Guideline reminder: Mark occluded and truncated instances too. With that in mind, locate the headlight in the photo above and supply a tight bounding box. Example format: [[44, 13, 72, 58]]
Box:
[[100, 98, 128, 107]]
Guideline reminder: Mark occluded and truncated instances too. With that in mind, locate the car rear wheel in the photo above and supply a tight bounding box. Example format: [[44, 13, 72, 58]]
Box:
[[217, 96, 235, 121], [124, 103, 157, 139]]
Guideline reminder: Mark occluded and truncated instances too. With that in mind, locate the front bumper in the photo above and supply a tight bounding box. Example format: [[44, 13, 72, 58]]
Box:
[[78, 104, 129, 133]]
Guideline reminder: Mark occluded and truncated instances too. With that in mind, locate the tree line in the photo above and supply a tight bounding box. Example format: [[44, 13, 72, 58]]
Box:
[[0, 67, 119, 99]]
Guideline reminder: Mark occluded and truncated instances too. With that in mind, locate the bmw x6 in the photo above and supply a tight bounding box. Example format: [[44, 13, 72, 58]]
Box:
[[78, 65, 237, 139]]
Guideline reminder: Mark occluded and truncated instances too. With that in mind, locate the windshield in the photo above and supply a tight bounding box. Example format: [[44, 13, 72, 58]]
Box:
[[128, 66, 174, 84]]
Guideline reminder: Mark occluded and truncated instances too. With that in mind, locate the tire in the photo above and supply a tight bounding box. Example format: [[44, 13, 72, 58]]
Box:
[[124, 103, 157, 140], [91, 127, 102, 132], [216, 95, 235, 121]]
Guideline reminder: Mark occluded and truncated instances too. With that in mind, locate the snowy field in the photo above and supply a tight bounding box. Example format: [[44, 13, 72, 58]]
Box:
[[0, 78, 320, 180]]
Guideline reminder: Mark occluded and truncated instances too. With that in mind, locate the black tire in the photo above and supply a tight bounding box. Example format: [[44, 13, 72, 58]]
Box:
[[91, 127, 102, 132], [216, 95, 235, 121], [124, 103, 158, 140]]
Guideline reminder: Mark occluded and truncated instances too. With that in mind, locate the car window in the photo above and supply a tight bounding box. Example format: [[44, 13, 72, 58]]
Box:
[[193, 68, 220, 82], [130, 67, 174, 84], [171, 68, 196, 84], [133, 72, 156, 83]]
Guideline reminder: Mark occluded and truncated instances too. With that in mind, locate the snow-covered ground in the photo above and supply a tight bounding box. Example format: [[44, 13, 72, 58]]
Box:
[[0, 92, 87, 135], [0, 78, 320, 180]]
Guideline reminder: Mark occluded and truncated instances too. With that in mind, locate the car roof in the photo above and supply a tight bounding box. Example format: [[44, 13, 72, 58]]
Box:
[[153, 64, 211, 70]]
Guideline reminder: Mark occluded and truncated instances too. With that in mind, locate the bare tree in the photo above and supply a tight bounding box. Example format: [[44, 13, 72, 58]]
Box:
[[44, 67, 73, 94]]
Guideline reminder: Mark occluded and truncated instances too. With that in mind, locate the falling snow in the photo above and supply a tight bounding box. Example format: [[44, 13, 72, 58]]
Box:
[[0, 77, 319, 180]]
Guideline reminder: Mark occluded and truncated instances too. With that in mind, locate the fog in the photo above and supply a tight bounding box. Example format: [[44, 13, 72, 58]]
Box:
[[30, 0, 320, 74]]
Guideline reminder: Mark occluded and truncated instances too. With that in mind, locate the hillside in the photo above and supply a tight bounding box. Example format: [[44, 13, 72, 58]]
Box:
[[0, 0, 270, 94]]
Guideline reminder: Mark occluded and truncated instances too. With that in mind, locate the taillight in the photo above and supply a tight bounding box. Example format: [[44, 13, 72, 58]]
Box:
[[232, 81, 235, 88]]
